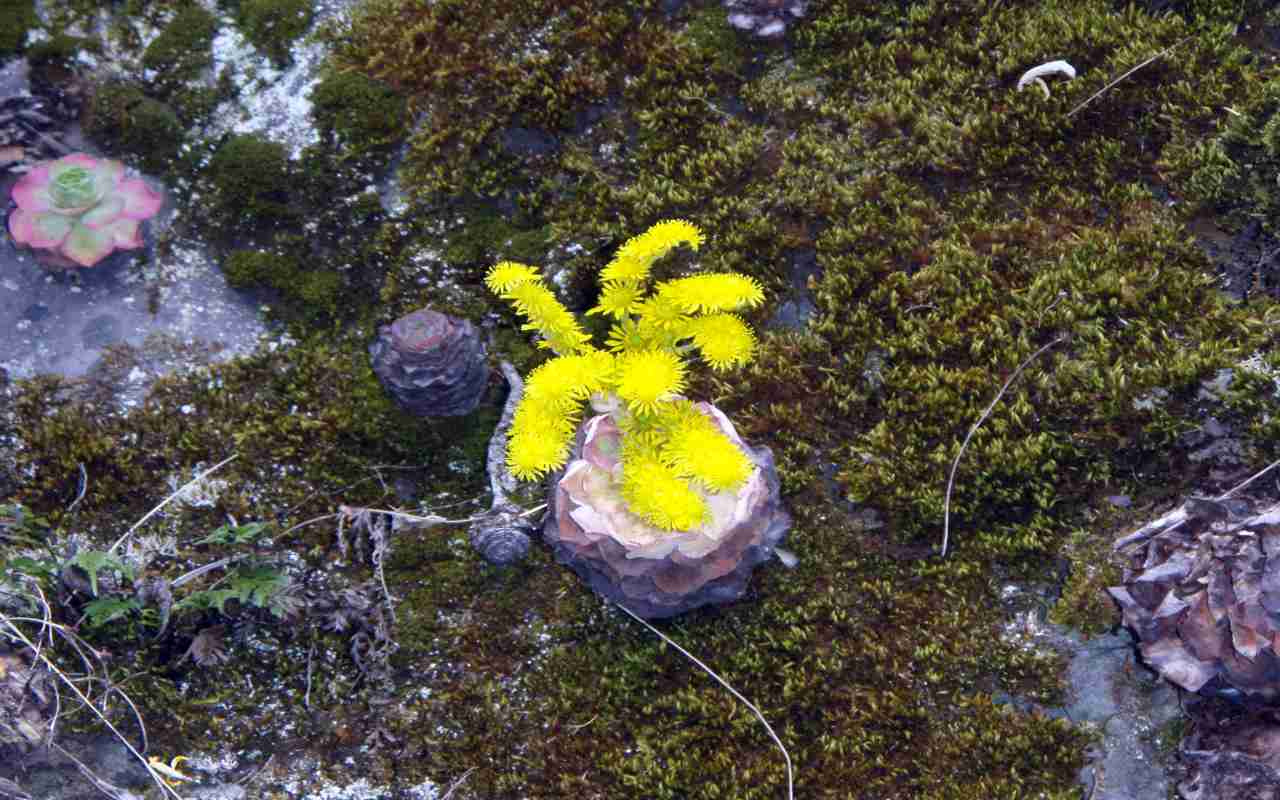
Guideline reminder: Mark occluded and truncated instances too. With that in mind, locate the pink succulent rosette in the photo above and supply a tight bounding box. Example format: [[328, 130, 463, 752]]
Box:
[[7, 153, 163, 268], [544, 402, 791, 619]]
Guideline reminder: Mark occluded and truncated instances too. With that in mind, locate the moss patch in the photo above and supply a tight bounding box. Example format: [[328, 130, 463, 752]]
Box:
[[0, 0, 37, 55], [238, 0, 313, 65], [9, 0, 1280, 797], [141, 3, 219, 90], [84, 79, 185, 171], [309, 68, 408, 161], [204, 132, 295, 228]]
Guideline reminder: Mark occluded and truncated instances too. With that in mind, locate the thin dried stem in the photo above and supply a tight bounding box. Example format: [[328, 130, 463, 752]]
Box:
[[109, 454, 238, 554], [615, 603, 794, 800], [1066, 36, 1193, 119], [941, 336, 1065, 557], [0, 609, 186, 800]]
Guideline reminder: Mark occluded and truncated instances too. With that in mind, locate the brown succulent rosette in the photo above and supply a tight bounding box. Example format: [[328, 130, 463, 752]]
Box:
[[369, 308, 488, 417], [544, 403, 791, 619]]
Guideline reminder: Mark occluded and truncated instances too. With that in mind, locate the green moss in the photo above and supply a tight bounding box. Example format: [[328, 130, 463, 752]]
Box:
[[310, 69, 408, 160], [14, 0, 1280, 796], [238, 0, 313, 65], [205, 133, 294, 226], [1049, 523, 1124, 635], [221, 249, 349, 319], [141, 3, 219, 90], [25, 33, 85, 69], [0, 0, 37, 55], [222, 248, 300, 289], [1167, 73, 1280, 235], [84, 79, 185, 172], [443, 208, 551, 267], [294, 270, 345, 316]]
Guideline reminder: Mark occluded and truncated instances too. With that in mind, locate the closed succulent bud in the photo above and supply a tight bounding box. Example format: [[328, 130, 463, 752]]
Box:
[[1110, 498, 1280, 701], [468, 504, 534, 567], [544, 403, 791, 619], [369, 308, 488, 417]]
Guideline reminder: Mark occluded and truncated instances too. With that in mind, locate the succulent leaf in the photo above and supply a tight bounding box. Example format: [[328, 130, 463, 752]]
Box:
[[50, 165, 99, 210], [63, 224, 117, 267]]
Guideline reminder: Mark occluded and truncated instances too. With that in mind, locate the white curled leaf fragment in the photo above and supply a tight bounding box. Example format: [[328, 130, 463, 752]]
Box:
[[774, 547, 799, 568], [1017, 60, 1077, 98]]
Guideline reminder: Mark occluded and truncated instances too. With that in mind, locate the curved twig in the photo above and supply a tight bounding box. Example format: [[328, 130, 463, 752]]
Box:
[[940, 336, 1065, 557]]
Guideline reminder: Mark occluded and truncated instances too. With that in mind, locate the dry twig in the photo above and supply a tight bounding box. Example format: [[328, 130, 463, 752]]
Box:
[[940, 335, 1066, 557], [615, 602, 794, 800], [109, 455, 238, 554], [1066, 36, 1193, 119]]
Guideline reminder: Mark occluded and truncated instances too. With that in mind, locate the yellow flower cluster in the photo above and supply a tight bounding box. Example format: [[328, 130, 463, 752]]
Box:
[[487, 220, 762, 529]]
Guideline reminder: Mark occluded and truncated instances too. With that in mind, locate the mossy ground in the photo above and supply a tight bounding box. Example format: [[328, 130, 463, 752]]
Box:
[[7, 0, 1280, 798]]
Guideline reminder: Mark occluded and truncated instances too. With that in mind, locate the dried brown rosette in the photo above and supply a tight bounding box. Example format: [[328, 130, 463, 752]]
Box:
[[1110, 497, 1280, 700]]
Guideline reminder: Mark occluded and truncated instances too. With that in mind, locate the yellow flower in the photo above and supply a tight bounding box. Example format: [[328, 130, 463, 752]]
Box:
[[505, 281, 591, 354], [635, 294, 690, 331], [600, 219, 704, 285], [508, 406, 575, 479], [661, 408, 753, 491], [524, 351, 614, 408], [485, 261, 542, 293], [614, 349, 686, 416], [620, 454, 709, 531], [590, 280, 646, 319], [685, 313, 757, 370], [657, 273, 765, 313]]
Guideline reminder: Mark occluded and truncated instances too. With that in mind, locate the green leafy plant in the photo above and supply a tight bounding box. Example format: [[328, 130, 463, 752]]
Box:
[[67, 549, 134, 597], [487, 219, 764, 530], [175, 564, 293, 618], [195, 520, 270, 546], [82, 596, 143, 628]]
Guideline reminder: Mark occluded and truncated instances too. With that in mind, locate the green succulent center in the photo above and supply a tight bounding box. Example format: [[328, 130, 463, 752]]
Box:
[[51, 166, 98, 210]]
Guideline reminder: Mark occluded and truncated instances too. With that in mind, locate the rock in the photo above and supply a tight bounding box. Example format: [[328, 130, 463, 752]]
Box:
[[1180, 716, 1280, 800], [369, 308, 488, 417]]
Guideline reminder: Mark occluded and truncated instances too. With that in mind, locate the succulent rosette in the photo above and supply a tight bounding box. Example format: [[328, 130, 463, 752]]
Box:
[[545, 403, 791, 619], [7, 153, 163, 268]]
